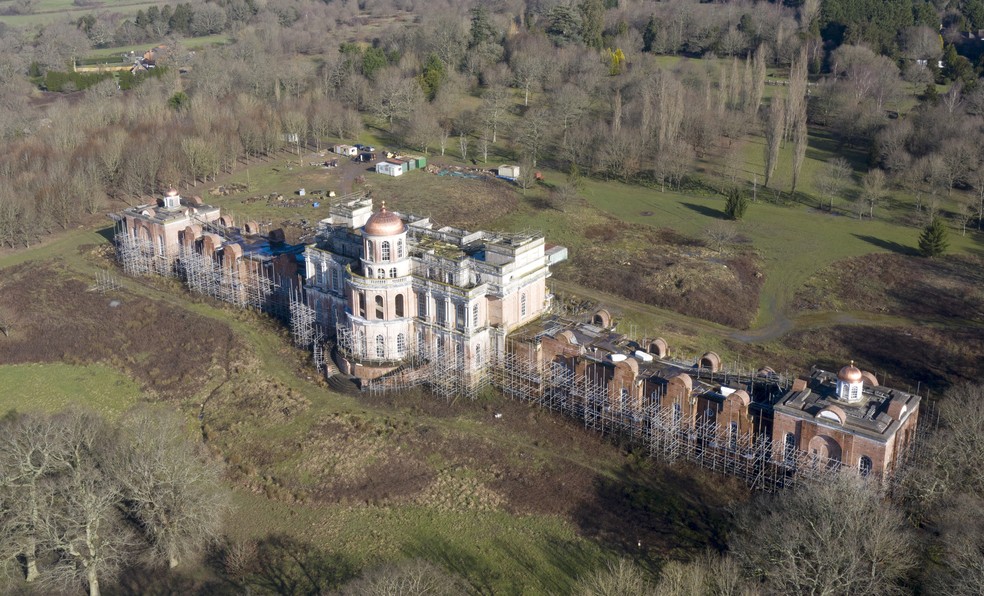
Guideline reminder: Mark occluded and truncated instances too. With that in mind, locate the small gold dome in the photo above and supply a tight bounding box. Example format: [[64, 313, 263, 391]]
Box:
[[364, 203, 405, 236], [838, 361, 863, 383], [166, 188, 179, 197]]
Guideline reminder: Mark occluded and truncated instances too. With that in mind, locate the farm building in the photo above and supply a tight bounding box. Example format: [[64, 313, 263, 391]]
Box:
[[498, 165, 520, 180], [333, 144, 358, 157], [375, 160, 405, 177]]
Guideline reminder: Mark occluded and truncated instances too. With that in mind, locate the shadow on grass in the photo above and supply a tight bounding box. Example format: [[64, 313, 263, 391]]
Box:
[[680, 202, 725, 220], [96, 225, 115, 244], [572, 459, 734, 576], [852, 234, 919, 256], [404, 534, 498, 595]]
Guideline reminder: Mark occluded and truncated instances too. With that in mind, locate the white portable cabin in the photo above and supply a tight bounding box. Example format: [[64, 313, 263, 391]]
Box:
[[498, 164, 521, 180], [333, 144, 358, 156], [375, 161, 404, 177]]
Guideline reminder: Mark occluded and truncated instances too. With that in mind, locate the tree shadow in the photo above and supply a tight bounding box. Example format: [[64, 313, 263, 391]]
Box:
[[403, 534, 497, 595], [203, 534, 357, 596], [852, 234, 919, 256], [571, 460, 736, 576], [680, 202, 725, 220]]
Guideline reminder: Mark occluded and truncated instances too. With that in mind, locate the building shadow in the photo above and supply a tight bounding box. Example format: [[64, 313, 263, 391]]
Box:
[[96, 225, 116, 244], [851, 234, 919, 256], [681, 202, 725, 220]]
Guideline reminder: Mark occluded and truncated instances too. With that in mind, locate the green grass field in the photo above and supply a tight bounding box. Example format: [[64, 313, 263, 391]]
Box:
[[0, 0, 160, 26], [82, 34, 230, 61], [0, 362, 141, 418]]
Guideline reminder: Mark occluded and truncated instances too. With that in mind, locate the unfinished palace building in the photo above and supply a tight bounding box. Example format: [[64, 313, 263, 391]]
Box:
[[303, 196, 565, 387]]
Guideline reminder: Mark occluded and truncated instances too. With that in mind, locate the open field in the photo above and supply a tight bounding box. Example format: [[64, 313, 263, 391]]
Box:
[[83, 34, 230, 60], [0, 362, 140, 418], [0, 0, 159, 26]]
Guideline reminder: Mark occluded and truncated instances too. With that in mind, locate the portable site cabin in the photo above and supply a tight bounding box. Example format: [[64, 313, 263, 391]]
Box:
[[334, 144, 358, 157], [498, 164, 520, 180], [375, 160, 405, 177]]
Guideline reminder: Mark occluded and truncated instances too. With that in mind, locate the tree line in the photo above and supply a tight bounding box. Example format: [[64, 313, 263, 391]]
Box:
[[2, 0, 984, 245]]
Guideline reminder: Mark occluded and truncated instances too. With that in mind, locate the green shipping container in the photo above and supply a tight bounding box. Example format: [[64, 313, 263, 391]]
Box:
[[417, 157, 427, 168], [406, 159, 416, 171]]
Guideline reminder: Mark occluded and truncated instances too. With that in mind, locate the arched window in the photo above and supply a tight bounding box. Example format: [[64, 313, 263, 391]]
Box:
[[417, 292, 427, 317], [397, 333, 406, 355], [375, 295, 384, 319], [381, 241, 391, 261], [358, 292, 366, 318], [366, 240, 374, 259], [376, 334, 385, 358], [395, 294, 405, 317], [417, 330, 426, 357], [520, 293, 527, 317], [389, 267, 397, 278], [377, 268, 385, 279], [859, 455, 872, 477], [397, 239, 404, 258], [456, 303, 465, 330], [330, 268, 339, 290], [358, 332, 366, 357], [475, 345, 482, 367], [472, 303, 479, 327]]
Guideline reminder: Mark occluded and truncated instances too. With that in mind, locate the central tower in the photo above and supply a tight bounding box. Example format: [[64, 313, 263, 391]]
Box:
[[343, 203, 415, 377]]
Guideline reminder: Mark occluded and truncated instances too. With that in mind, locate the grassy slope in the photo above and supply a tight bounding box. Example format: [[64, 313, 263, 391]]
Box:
[[0, 362, 140, 418]]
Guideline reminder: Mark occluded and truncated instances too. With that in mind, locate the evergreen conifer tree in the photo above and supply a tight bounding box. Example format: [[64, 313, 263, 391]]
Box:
[[725, 187, 749, 220], [918, 216, 949, 257]]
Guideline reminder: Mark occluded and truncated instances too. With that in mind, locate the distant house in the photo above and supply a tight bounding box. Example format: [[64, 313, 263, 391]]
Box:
[[375, 160, 405, 177], [334, 144, 358, 157], [498, 165, 520, 180]]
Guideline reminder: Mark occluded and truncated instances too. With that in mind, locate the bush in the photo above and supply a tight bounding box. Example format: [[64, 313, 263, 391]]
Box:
[[724, 187, 749, 220], [42, 70, 112, 93]]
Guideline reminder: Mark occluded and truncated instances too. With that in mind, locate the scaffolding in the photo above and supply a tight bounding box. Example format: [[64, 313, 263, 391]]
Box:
[[89, 270, 122, 293], [289, 289, 318, 348], [492, 337, 875, 492]]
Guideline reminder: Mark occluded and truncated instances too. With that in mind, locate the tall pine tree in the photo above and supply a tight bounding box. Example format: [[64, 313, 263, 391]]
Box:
[[918, 217, 949, 257]]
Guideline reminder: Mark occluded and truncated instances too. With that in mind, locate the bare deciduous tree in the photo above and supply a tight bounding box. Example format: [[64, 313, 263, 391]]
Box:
[[814, 157, 852, 211], [764, 97, 785, 189], [574, 558, 652, 596], [732, 473, 916, 596], [113, 407, 228, 570]]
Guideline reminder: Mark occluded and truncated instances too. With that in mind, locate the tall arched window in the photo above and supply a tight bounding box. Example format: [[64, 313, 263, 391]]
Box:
[[358, 292, 366, 318], [520, 293, 527, 317], [366, 240, 374, 259], [859, 455, 872, 477], [396, 333, 406, 355], [475, 345, 482, 367], [377, 268, 385, 279], [330, 268, 339, 290], [395, 294, 405, 317], [381, 241, 391, 261], [375, 295, 384, 319], [376, 334, 385, 358], [389, 267, 397, 278], [396, 239, 404, 258]]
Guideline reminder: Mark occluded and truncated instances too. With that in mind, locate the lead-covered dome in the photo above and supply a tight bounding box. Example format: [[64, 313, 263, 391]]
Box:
[[363, 204, 405, 236]]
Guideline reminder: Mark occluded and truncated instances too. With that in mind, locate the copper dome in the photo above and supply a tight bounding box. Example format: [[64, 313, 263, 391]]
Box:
[[364, 204, 405, 236], [838, 361, 863, 383], [166, 188, 179, 197]]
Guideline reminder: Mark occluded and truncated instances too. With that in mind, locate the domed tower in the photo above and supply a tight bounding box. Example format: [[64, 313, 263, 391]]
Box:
[[343, 202, 415, 375], [836, 361, 864, 403]]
